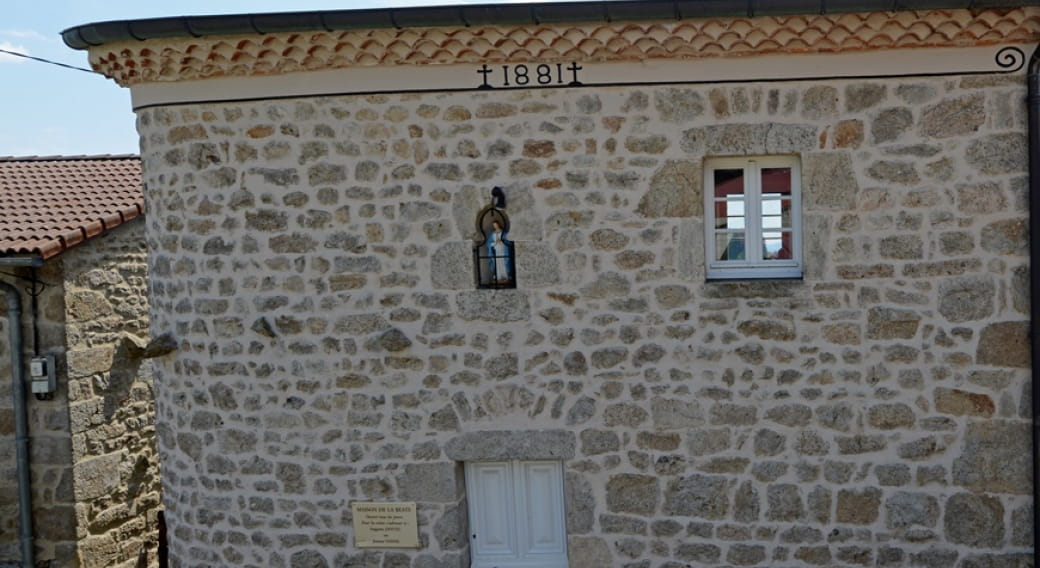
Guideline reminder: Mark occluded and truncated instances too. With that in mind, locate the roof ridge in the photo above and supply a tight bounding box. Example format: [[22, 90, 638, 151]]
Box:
[[0, 154, 140, 162]]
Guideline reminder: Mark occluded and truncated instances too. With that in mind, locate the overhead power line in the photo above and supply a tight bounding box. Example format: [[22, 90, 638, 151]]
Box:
[[0, 48, 96, 74]]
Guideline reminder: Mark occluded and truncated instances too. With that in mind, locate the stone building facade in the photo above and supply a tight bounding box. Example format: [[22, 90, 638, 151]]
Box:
[[67, 4, 1038, 567], [0, 156, 160, 567]]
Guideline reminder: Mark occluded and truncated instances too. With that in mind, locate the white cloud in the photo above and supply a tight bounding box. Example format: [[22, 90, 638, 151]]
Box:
[[0, 29, 50, 42], [0, 42, 29, 64]]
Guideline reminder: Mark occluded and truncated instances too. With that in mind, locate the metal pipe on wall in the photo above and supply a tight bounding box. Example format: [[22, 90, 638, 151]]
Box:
[[1, 281, 34, 568], [1027, 43, 1040, 568]]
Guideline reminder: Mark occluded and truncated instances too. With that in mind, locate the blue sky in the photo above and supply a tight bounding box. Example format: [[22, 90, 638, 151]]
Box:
[[1, 0, 573, 157]]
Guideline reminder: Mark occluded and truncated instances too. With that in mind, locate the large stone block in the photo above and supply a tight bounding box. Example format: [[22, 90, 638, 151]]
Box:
[[938, 275, 995, 323], [804, 152, 858, 210], [602, 512, 648, 534], [77, 534, 121, 568], [444, 430, 575, 461], [433, 504, 467, 551], [934, 388, 994, 417], [651, 397, 705, 429], [431, 242, 473, 290], [871, 107, 913, 143], [980, 218, 1028, 256], [663, 474, 729, 519], [680, 122, 816, 156], [846, 83, 886, 112], [836, 487, 881, 524], [514, 242, 560, 288], [766, 484, 805, 521], [676, 542, 721, 563], [737, 318, 795, 341], [655, 88, 705, 122], [395, 463, 463, 503], [944, 492, 1004, 548], [637, 160, 701, 218], [454, 290, 530, 322], [867, 403, 915, 429], [920, 94, 985, 138], [567, 536, 612, 568], [727, 544, 767, 566], [606, 474, 659, 516], [966, 133, 1027, 175], [566, 472, 595, 534], [952, 420, 1030, 494], [580, 429, 619, 456], [688, 428, 731, 455], [956, 182, 1007, 215], [867, 307, 921, 340], [66, 346, 114, 378], [73, 452, 123, 501], [976, 321, 1029, 369], [885, 491, 939, 529]]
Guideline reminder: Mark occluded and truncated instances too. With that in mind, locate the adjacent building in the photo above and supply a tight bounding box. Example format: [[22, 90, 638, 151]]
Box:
[[0, 155, 160, 567], [63, 2, 1039, 566]]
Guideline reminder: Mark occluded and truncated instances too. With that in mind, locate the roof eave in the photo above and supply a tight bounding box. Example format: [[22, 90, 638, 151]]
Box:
[[0, 257, 45, 268], [62, 0, 1040, 50]]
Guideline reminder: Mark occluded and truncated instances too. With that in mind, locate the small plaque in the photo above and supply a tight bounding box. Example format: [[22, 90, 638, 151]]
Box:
[[351, 502, 420, 549]]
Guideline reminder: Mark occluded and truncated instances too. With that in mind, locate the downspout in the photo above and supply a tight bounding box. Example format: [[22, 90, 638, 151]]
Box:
[[1029, 43, 1040, 568], [1, 281, 34, 567]]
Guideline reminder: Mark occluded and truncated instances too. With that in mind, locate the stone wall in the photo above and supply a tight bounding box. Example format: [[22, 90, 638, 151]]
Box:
[[0, 219, 158, 567], [63, 221, 160, 568], [140, 73, 1031, 567], [0, 262, 77, 566]]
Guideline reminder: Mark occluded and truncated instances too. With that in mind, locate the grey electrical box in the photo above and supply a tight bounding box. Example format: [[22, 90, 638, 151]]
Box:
[[30, 355, 56, 395]]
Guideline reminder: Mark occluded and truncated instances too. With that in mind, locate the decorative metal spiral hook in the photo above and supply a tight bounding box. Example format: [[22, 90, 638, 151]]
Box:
[[995, 46, 1025, 72]]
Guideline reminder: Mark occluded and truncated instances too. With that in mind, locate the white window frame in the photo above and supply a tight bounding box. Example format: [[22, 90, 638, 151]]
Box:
[[704, 155, 803, 280], [465, 460, 568, 568]]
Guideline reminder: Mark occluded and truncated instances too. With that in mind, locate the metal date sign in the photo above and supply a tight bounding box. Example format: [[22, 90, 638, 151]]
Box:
[[477, 62, 583, 89]]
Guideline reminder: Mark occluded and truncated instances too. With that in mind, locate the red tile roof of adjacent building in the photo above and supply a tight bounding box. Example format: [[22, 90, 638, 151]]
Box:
[[0, 155, 143, 261]]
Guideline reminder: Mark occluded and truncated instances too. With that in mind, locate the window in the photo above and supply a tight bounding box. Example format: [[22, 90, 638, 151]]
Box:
[[465, 460, 568, 568], [704, 155, 802, 280]]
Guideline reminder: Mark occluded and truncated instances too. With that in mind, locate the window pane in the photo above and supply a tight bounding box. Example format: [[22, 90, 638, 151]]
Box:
[[763, 230, 794, 260], [715, 198, 745, 229], [761, 167, 791, 195], [715, 169, 746, 232], [714, 169, 744, 197], [715, 233, 745, 261]]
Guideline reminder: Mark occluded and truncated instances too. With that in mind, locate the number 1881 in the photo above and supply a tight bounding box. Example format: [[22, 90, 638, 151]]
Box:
[[477, 63, 583, 89]]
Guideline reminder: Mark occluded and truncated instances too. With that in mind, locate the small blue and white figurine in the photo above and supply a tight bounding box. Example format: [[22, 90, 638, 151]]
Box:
[[485, 219, 511, 284]]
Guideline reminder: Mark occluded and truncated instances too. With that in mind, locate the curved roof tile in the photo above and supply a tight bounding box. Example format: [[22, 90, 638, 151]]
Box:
[[0, 155, 143, 261], [83, 8, 1040, 86]]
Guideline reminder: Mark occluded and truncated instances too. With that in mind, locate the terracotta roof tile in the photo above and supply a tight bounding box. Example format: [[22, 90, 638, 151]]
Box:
[[0, 155, 143, 260], [88, 8, 1040, 86]]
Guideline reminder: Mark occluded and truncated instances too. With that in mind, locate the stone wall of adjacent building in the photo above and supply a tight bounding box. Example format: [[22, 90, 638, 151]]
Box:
[[0, 263, 78, 566], [139, 71, 1032, 567], [62, 221, 160, 568], [0, 219, 158, 567]]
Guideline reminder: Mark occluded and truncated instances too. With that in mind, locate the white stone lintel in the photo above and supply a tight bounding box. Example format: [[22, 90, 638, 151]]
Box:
[[129, 44, 1028, 109]]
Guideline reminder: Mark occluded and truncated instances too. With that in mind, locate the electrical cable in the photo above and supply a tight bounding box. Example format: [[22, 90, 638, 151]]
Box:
[[0, 48, 96, 74]]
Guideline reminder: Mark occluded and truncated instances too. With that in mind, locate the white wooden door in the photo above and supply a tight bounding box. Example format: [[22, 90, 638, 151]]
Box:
[[466, 460, 568, 568], [468, 461, 518, 559]]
